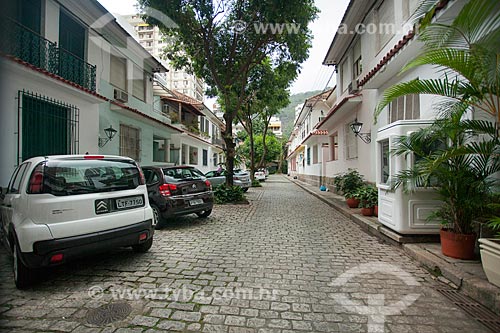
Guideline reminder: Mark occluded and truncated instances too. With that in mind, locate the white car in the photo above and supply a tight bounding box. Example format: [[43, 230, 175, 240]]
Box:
[[0, 155, 154, 288], [254, 171, 266, 181]]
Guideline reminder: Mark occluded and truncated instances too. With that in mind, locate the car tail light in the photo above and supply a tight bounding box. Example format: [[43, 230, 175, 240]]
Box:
[[84, 155, 104, 159], [138, 168, 146, 185], [205, 180, 212, 190], [50, 253, 64, 263], [159, 184, 177, 196], [28, 164, 44, 194], [139, 232, 148, 241]]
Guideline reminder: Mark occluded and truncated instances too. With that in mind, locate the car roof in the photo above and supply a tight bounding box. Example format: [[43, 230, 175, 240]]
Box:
[[22, 155, 136, 164], [143, 165, 195, 169]]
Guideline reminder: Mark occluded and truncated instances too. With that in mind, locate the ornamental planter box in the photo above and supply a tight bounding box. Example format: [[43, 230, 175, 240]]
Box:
[[479, 238, 500, 288]]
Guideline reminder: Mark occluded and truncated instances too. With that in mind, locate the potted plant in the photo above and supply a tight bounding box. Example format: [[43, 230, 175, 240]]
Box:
[[355, 186, 378, 216], [334, 169, 364, 208]]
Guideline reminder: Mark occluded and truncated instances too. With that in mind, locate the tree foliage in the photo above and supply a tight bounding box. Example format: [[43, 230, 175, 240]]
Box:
[[238, 134, 281, 168], [138, 0, 318, 185]]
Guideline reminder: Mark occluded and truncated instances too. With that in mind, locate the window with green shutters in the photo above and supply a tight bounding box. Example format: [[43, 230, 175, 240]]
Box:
[[19, 90, 79, 161]]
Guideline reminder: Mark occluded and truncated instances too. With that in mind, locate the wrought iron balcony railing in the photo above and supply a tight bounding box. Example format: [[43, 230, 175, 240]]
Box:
[[1, 18, 96, 91]]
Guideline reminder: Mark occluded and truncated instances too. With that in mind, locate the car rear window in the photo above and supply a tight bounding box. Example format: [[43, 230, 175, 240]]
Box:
[[39, 159, 142, 195], [162, 168, 204, 181]]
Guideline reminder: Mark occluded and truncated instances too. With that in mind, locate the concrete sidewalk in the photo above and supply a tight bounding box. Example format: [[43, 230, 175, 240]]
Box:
[[287, 176, 500, 316]]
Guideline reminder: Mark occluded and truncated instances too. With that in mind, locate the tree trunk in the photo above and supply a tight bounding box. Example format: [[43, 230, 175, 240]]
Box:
[[223, 112, 235, 186], [258, 115, 272, 168], [249, 128, 256, 182]]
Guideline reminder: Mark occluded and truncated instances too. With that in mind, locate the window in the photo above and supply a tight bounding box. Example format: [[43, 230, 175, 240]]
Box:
[[345, 123, 358, 159], [388, 94, 420, 123], [313, 145, 319, 164], [153, 136, 167, 162], [329, 132, 339, 161], [202, 149, 208, 166], [120, 124, 141, 161], [353, 39, 362, 78], [8, 163, 29, 194], [341, 59, 350, 93], [306, 147, 311, 165], [213, 153, 218, 166], [376, 0, 395, 51], [132, 64, 146, 101], [380, 139, 390, 184], [144, 169, 160, 185], [110, 55, 127, 91], [189, 146, 198, 165]]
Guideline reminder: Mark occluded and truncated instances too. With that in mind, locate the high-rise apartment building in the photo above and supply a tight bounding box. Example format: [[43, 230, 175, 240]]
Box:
[[122, 14, 205, 102]]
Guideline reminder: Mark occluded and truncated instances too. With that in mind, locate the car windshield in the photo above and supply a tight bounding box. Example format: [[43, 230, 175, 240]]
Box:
[[163, 167, 204, 181], [42, 159, 141, 195]]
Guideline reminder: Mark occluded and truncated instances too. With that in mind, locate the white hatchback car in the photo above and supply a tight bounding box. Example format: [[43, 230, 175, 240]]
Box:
[[254, 171, 266, 181], [0, 155, 154, 288]]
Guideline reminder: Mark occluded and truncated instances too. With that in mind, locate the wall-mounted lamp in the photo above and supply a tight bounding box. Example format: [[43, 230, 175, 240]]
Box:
[[350, 118, 371, 144], [98, 125, 118, 147]]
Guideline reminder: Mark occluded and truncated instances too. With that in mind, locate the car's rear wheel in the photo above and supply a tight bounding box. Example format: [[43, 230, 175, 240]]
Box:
[[151, 204, 164, 230], [243, 188, 249, 192], [196, 209, 212, 218], [132, 238, 153, 253], [13, 243, 33, 289]]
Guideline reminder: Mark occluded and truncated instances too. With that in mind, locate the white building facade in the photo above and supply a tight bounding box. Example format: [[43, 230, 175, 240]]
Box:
[[288, 0, 473, 234]]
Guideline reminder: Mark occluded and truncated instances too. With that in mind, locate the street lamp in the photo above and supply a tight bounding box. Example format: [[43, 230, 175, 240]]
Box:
[[98, 125, 118, 147], [350, 118, 371, 144]]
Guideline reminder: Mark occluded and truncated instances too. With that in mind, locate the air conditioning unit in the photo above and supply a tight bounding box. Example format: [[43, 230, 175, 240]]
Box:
[[113, 88, 128, 103], [348, 80, 359, 94]]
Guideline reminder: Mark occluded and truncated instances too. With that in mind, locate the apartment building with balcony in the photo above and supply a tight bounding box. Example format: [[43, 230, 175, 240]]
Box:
[[152, 77, 225, 173], [289, 0, 472, 234], [123, 14, 205, 102], [268, 116, 283, 138], [286, 89, 336, 186], [0, 0, 185, 185]]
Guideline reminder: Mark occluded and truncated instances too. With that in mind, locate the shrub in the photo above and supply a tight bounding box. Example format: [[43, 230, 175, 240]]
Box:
[[252, 179, 262, 187], [213, 185, 245, 204], [354, 186, 378, 208], [333, 169, 364, 198]]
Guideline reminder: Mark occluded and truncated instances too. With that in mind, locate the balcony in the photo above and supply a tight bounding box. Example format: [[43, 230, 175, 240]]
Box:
[[1, 19, 96, 91]]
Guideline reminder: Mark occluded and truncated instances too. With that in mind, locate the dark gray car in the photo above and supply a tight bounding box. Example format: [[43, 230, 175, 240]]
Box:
[[205, 169, 251, 192]]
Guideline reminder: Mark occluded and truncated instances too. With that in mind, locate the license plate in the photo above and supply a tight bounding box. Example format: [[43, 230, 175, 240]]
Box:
[[116, 196, 144, 209], [189, 199, 204, 206]]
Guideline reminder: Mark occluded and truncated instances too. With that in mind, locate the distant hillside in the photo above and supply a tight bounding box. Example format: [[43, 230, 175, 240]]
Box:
[[279, 90, 323, 139]]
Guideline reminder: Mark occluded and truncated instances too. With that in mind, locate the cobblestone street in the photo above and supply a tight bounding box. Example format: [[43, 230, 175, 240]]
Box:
[[0, 176, 489, 332]]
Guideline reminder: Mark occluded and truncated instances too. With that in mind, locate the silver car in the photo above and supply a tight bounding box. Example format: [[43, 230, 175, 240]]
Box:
[[205, 169, 251, 192]]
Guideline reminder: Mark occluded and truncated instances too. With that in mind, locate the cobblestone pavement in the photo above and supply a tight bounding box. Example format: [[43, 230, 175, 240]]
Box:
[[0, 175, 489, 332]]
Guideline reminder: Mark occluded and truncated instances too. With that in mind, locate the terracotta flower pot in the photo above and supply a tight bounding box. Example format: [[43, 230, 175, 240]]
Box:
[[345, 197, 360, 208], [361, 207, 374, 216], [373, 205, 378, 217], [440, 229, 476, 260]]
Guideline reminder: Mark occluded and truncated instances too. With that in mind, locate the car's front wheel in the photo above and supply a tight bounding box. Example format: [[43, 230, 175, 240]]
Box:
[[13, 243, 33, 289], [132, 238, 153, 253], [196, 209, 212, 218], [150, 204, 164, 230]]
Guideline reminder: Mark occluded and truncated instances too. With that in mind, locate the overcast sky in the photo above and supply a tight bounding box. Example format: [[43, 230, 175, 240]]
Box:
[[98, 0, 350, 95]]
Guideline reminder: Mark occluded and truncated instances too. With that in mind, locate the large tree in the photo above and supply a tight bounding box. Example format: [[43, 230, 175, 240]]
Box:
[[236, 59, 295, 179], [139, 0, 318, 185]]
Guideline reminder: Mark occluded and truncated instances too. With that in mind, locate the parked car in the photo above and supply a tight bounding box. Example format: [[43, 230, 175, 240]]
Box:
[[205, 169, 251, 192], [142, 166, 214, 229], [254, 170, 266, 181], [0, 155, 154, 289]]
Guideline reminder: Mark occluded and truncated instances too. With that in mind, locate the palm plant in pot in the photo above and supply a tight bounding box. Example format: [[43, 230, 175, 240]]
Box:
[[355, 185, 378, 216], [374, 0, 500, 259], [334, 169, 364, 208]]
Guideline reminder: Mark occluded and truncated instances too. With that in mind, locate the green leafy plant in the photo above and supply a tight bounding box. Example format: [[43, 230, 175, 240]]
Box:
[[252, 179, 262, 187], [333, 169, 364, 198], [354, 186, 378, 208], [213, 185, 245, 204]]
